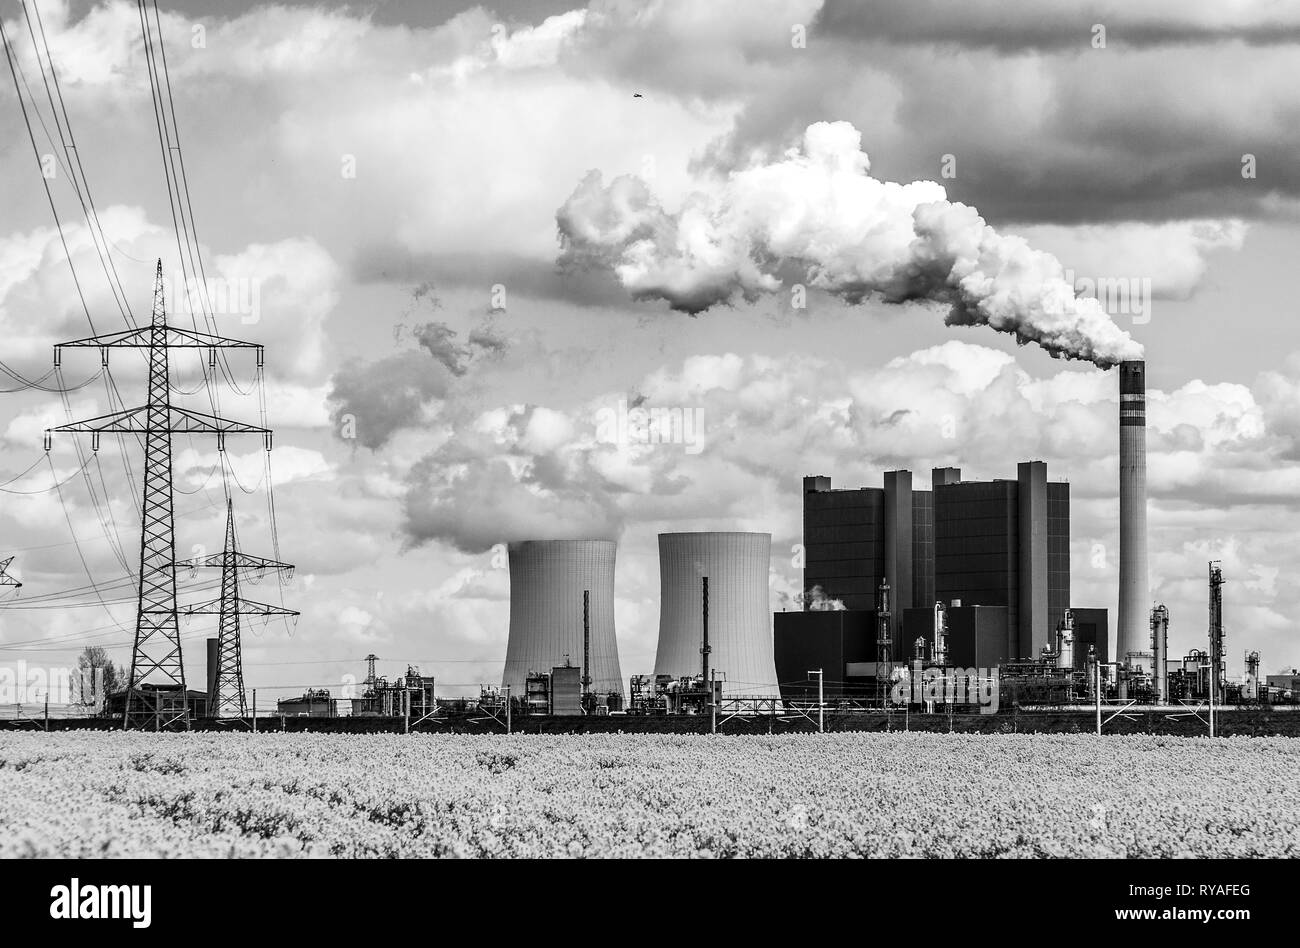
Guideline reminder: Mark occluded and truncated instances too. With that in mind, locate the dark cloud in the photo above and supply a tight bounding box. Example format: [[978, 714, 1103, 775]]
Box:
[[402, 452, 622, 554], [814, 0, 1300, 51], [327, 350, 454, 450], [351, 246, 639, 308]]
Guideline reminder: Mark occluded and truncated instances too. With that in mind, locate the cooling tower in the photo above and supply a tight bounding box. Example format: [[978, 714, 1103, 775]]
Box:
[[1117, 360, 1149, 666], [654, 532, 780, 697], [504, 540, 624, 698]]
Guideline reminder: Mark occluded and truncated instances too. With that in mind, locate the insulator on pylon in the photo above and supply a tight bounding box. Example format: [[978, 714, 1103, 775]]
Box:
[[217, 432, 226, 452], [264, 432, 273, 452], [42, 431, 51, 452], [100, 347, 109, 367], [91, 432, 100, 452], [53, 348, 61, 368], [256, 346, 264, 368], [208, 347, 216, 367]]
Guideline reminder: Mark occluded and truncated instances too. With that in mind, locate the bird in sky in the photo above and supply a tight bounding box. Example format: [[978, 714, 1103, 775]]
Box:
[[633, 92, 642, 98]]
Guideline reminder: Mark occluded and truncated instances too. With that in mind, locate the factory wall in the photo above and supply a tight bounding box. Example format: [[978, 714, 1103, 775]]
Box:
[[803, 478, 885, 611], [1017, 461, 1049, 660], [946, 606, 1011, 669], [802, 475, 934, 624], [1266, 672, 1300, 692], [503, 540, 624, 698], [901, 607, 936, 661], [655, 532, 780, 697], [1069, 607, 1110, 668], [883, 470, 914, 647], [1047, 483, 1071, 642], [911, 491, 935, 618], [773, 609, 874, 702], [935, 479, 1019, 650]]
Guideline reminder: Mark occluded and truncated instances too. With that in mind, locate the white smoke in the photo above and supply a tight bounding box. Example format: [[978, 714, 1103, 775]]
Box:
[[798, 585, 847, 611], [556, 121, 1144, 367]]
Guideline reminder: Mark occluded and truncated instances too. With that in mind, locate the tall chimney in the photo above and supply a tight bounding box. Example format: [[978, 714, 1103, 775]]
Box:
[[1117, 360, 1149, 667]]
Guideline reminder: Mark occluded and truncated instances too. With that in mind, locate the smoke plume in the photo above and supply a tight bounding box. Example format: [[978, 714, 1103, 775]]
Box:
[[556, 121, 1143, 367], [798, 585, 847, 611]]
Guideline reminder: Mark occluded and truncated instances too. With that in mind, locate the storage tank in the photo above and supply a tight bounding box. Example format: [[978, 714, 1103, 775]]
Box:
[[653, 532, 780, 697], [503, 540, 624, 698]]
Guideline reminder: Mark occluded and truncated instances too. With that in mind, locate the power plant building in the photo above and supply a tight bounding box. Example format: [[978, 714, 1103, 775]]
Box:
[[503, 540, 624, 699], [773, 609, 874, 702], [802, 472, 934, 647], [1068, 607, 1110, 669], [933, 461, 1070, 659], [654, 532, 781, 697], [803, 463, 1069, 660]]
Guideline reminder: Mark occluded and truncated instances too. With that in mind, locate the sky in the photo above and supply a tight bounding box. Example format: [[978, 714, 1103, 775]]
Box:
[[1, 0, 1299, 702]]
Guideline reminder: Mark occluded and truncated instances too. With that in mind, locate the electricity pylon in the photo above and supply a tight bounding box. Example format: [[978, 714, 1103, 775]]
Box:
[[46, 260, 271, 730], [0, 557, 20, 590], [183, 499, 296, 718]]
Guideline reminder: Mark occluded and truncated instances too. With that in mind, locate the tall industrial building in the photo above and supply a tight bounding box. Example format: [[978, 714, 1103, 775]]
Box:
[[503, 540, 624, 698], [1117, 360, 1150, 666], [804, 463, 1069, 661], [934, 462, 1070, 659], [802, 472, 933, 646], [654, 532, 781, 697]]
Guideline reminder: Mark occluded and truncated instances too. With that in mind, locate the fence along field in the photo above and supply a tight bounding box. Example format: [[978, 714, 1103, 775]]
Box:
[[1, 731, 1296, 858]]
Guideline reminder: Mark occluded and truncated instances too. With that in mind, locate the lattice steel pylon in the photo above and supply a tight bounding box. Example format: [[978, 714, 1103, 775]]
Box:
[[46, 260, 271, 730], [0, 557, 20, 590], [184, 499, 296, 718]]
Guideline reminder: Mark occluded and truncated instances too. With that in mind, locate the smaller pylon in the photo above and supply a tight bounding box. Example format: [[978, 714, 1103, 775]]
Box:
[[0, 557, 21, 590], [184, 501, 296, 718]]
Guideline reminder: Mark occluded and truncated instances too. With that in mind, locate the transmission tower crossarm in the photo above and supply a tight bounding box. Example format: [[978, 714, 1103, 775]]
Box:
[[57, 325, 263, 351], [182, 596, 299, 617], [48, 404, 270, 435], [187, 551, 293, 571]]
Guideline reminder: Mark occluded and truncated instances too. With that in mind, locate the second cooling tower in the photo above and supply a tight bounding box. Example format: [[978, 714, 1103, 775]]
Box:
[[504, 540, 624, 698], [654, 532, 781, 697]]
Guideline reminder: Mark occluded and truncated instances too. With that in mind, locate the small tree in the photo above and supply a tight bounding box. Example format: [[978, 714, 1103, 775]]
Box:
[[76, 646, 126, 707]]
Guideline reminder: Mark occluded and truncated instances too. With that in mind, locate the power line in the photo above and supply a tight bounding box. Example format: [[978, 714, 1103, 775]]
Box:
[[0, 14, 96, 333], [0, 454, 94, 495], [21, 0, 136, 329]]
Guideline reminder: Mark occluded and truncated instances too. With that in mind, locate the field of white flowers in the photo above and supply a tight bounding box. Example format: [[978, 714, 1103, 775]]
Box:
[[1, 731, 1295, 857]]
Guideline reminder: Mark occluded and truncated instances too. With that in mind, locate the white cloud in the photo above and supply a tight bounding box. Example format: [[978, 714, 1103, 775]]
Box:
[[1008, 220, 1248, 301]]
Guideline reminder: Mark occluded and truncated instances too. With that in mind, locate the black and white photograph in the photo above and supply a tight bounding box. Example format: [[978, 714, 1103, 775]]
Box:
[[0, 0, 1292, 919]]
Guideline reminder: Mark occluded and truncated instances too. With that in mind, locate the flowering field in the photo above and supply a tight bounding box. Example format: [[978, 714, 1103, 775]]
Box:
[[1, 731, 1295, 858]]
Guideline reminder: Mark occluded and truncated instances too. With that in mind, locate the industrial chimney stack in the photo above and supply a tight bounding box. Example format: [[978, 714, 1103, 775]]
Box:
[[1117, 360, 1149, 667]]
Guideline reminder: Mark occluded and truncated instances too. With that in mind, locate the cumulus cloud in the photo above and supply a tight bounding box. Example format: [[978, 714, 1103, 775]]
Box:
[[558, 121, 1142, 364], [1009, 219, 1247, 301], [326, 319, 509, 451]]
